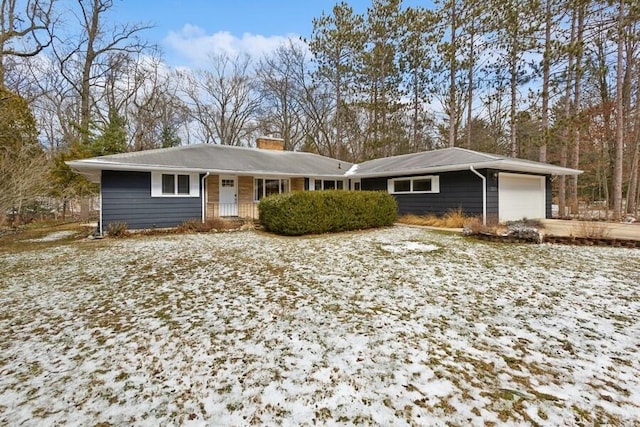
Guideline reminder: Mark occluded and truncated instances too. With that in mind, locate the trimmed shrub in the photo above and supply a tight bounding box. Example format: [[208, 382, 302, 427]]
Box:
[[258, 190, 397, 236]]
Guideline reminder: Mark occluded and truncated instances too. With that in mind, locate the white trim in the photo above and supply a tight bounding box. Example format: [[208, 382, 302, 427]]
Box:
[[99, 176, 103, 236], [387, 175, 440, 194], [151, 172, 200, 197], [351, 178, 361, 191], [67, 160, 349, 183], [469, 166, 487, 225], [201, 172, 210, 222], [344, 161, 582, 179]]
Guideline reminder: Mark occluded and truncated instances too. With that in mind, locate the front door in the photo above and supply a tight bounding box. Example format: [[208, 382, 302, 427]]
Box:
[[219, 175, 238, 216]]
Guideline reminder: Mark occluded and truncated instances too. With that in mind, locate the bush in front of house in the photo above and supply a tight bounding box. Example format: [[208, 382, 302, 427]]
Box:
[[106, 221, 129, 237], [258, 190, 397, 236]]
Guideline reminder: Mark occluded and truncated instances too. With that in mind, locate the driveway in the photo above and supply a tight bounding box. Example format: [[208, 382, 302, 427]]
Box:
[[541, 219, 640, 240]]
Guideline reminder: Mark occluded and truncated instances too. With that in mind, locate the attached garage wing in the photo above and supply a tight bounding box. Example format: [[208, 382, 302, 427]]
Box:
[[498, 173, 546, 222]]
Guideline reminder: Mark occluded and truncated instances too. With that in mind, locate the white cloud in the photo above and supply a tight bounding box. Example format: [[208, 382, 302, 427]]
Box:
[[163, 25, 302, 67]]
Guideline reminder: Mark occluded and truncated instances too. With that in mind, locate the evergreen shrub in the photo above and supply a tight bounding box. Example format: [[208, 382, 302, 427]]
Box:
[[258, 190, 397, 236]]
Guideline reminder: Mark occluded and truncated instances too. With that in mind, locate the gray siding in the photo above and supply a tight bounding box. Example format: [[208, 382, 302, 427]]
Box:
[[486, 169, 499, 224], [102, 170, 202, 230], [362, 170, 489, 217]]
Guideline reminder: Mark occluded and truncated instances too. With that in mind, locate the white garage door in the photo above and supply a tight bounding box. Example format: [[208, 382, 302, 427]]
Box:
[[498, 173, 546, 222]]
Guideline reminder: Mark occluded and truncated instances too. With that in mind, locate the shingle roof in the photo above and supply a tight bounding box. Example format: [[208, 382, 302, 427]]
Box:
[[68, 144, 351, 182], [67, 145, 581, 183], [348, 147, 581, 177]]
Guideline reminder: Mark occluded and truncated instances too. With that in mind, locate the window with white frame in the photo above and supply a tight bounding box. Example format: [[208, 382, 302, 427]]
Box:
[[151, 172, 199, 197], [254, 178, 290, 201], [388, 176, 440, 194], [312, 179, 345, 190]]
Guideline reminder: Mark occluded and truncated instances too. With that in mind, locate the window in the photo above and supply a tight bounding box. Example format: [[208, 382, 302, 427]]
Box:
[[312, 179, 346, 190], [221, 179, 235, 187], [393, 179, 411, 193], [265, 179, 280, 197], [162, 174, 175, 194], [388, 176, 439, 194], [152, 172, 199, 197], [254, 178, 290, 201], [413, 178, 432, 192], [177, 175, 190, 194], [162, 173, 190, 195]]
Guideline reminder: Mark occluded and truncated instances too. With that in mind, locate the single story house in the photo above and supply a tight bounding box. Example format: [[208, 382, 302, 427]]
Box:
[[67, 137, 581, 234]]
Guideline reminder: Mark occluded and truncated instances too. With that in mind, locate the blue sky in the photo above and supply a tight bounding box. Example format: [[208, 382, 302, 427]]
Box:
[[113, 0, 430, 67]]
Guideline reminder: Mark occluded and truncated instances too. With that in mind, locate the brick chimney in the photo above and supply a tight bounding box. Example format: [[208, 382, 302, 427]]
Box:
[[256, 136, 285, 151]]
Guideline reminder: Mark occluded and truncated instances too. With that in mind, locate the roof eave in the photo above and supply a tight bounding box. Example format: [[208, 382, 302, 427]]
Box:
[[65, 160, 348, 180], [350, 160, 582, 178]]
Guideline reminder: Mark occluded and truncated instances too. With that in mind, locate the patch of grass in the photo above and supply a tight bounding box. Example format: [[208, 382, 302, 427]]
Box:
[[0, 222, 94, 254]]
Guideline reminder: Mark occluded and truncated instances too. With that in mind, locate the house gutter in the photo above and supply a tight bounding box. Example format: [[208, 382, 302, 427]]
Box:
[[201, 172, 210, 223], [470, 166, 487, 225]]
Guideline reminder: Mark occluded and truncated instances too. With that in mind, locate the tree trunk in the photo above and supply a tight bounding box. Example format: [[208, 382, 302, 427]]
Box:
[[627, 80, 640, 214], [569, 3, 584, 214], [448, 0, 457, 148], [80, 1, 100, 146], [466, 14, 475, 150], [509, 38, 518, 157], [539, 0, 551, 163], [613, 0, 625, 219]]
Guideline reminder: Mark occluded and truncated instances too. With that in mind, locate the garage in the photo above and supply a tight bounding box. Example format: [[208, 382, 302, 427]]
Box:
[[498, 172, 546, 222]]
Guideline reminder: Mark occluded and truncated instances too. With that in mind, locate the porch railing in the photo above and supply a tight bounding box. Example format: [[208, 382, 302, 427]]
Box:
[[212, 202, 259, 219]]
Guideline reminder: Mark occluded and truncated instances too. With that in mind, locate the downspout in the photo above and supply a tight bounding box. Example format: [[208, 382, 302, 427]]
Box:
[[99, 177, 103, 236], [470, 166, 487, 225], [201, 172, 210, 223]]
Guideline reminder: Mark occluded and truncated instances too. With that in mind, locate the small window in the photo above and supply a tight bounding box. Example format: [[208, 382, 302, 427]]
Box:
[[388, 176, 439, 194], [152, 172, 198, 197], [413, 178, 432, 192], [312, 179, 345, 191], [394, 180, 411, 193], [162, 174, 175, 194], [221, 179, 235, 187], [177, 175, 190, 194]]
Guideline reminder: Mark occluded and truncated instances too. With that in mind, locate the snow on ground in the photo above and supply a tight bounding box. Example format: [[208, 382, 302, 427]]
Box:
[[24, 230, 76, 242], [1, 226, 639, 426]]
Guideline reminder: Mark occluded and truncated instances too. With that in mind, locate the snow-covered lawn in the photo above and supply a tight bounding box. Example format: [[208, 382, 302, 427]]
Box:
[[1, 226, 639, 426]]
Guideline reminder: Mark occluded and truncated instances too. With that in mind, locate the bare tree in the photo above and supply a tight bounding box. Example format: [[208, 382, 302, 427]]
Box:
[[127, 57, 189, 150], [0, 0, 54, 84], [52, 0, 151, 146], [182, 53, 260, 146], [0, 141, 50, 223], [255, 40, 307, 150], [0, 85, 49, 223]]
